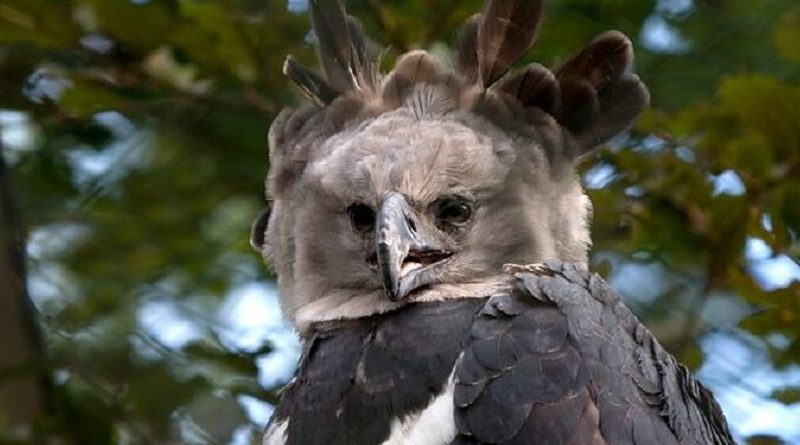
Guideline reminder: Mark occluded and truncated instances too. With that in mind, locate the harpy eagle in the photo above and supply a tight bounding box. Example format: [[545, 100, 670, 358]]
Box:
[[250, 1, 736, 444]]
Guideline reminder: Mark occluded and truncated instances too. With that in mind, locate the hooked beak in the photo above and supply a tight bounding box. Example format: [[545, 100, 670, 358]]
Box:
[[376, 192, 451, 301]]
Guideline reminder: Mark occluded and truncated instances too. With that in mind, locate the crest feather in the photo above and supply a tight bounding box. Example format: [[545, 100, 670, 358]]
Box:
[[455, 14, 481, 85], [494, 63, 559, 114], [558, 78, 600, 135], [309, 0, 374, 93], [554, 31, 648, 151], [477, 0, 544, 88], [273, 0, 650, 178], [578, 74, 650, 148], [382, 51, 445, 109], [283, 56, 339, 105], [555, 31, 634, 89]]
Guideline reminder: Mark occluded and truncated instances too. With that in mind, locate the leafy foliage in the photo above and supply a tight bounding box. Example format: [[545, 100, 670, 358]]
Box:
[[0, 0, 798, 443]]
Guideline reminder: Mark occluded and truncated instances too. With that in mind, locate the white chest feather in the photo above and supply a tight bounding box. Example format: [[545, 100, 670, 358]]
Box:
[[262, 420, 288, 445], [381, 375, 457, 445]]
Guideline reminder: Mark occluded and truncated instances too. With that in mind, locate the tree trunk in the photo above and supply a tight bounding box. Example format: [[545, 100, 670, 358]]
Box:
[[0, 145, 47, 436]]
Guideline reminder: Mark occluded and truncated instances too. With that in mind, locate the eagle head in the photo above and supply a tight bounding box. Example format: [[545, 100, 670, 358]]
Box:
[[251, 1, 649, 333]]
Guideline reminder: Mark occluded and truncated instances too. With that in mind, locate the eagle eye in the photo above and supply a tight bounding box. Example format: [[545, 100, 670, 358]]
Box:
[[347, 203, 376, 233], [433, 197, 473, 227]]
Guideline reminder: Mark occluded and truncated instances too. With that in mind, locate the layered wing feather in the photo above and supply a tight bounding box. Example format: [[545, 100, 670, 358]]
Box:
[[452, 262, 735, 445]]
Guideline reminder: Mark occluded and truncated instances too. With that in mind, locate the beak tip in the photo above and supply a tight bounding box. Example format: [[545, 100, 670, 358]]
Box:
[[383, 283, 402, 302]]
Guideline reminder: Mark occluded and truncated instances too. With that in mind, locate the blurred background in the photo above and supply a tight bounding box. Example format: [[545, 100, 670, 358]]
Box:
[[0, 0, 799, 443]]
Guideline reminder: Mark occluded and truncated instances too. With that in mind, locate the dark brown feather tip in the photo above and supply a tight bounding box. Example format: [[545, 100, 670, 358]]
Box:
[[555, 31, 634, 90], [381, 51, 444, 109], [477, 0, 544, 88], [494, 63, 560, 114], [309, 0, 358, 92], [576, 74, 650, 148], [558, 78, 600, 135], [455, 14, 481, 84], [393, 50, 443, 84]]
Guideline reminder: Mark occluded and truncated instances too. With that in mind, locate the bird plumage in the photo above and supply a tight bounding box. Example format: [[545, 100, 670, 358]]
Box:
[[262, 263, 734, 445], [476, 0, 543, 88], [253, 1, 734, 444], [452, 263, 734, 445]]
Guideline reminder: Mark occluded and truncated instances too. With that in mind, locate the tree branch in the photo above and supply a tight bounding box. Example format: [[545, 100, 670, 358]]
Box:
[[0, 141, 50, 436]]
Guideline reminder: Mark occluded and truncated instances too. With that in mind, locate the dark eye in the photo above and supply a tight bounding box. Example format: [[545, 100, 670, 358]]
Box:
[[434, 197, 473, 226], [347, 203, 376, 233]]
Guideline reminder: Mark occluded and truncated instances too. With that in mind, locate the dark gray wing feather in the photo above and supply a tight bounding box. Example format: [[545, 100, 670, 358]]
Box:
[[452, 262, 735, 445]]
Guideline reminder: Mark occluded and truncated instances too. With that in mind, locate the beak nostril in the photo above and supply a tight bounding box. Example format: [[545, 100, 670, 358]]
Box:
[[406, 217, 417, 234]]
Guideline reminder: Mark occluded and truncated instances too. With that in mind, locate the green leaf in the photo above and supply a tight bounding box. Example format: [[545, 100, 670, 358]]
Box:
[[169, 0, 255, 82], [771, 387, 800, 404], [774, 8, 800, 66], [748, 435, 786, 445], [126, 364, 207, 435], [771, 182, 800, 244], [0, 1, 81, 47], [81, 0, 174, 55], [718, 75, 800, 158], [58, 81, 131, 118]]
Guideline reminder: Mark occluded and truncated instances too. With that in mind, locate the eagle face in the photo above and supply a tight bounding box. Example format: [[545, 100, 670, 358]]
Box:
[[259, 101, 592, 330], [299, 110, 550, 296]]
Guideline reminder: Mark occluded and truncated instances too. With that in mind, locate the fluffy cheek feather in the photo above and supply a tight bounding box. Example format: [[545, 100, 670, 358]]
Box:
[[547, 176, 592, 264], [447, 186, 545, 282], [265, 201, 302, 319], [289, 193, 380, 305]]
